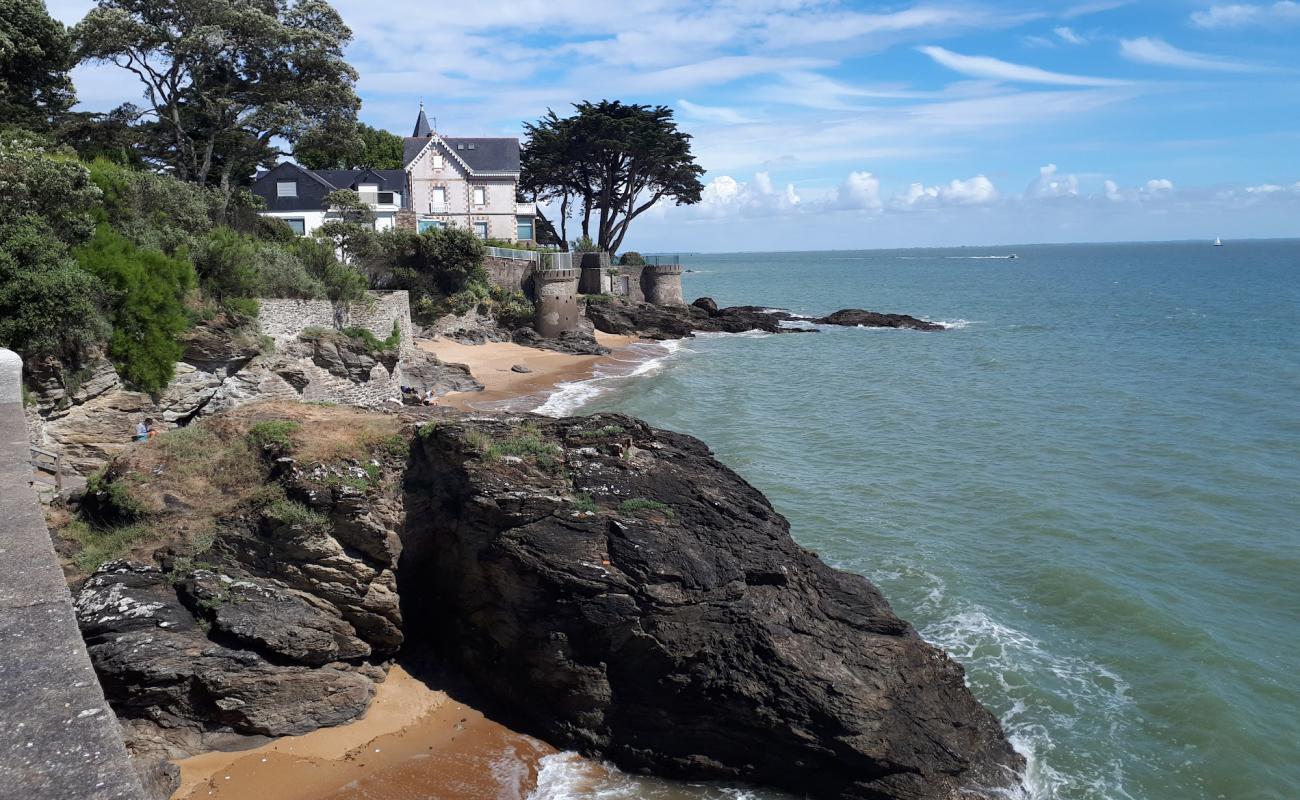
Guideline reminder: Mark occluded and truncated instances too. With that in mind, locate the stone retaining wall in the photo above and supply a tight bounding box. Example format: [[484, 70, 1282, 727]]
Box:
[[0, 348, 145, 800], [483, 256, 535, 298], [258, 291, 414, 355]]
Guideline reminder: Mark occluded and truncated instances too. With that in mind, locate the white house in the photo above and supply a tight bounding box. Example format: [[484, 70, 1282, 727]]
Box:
[[250, 163, 407, 237]]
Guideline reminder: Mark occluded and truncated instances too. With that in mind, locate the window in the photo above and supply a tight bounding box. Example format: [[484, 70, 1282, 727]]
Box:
[[276, 181, 297, 198], [516, 216, 534, 241], [418, 219, 446, 233], [284, 218, 306, 235], [430, 187, 446, 210], [432, 154, 444, 169], [473, 221, 488, 239], [472, 186, 485, 206]]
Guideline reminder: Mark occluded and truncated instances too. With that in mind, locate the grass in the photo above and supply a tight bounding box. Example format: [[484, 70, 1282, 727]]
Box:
[[246, 419, 301, 451], [84, 469, 145, 522], [483, 428, 564, 471], [64, 520, 156, 573], [618, 498, 674, 519], [263, 498, 328, 530], [572, 493, 597, 513], [417, 421, 439, 440]]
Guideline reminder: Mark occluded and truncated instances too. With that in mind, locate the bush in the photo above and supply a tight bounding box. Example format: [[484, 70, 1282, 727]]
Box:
[[571, 235, 597, 253], [75, 225, 194, 393], [83, 469, 145, 526], [64, 520, 155, 574], [263, 499, 328, 530], [86, 157, 217, 255], [618, 251, 645, 266], [246, 420, 301, 452], [293, 237, 368, 304], [618, 498, 673, 518], [193, 227, 261, 305], [254, 244, 326, 298]]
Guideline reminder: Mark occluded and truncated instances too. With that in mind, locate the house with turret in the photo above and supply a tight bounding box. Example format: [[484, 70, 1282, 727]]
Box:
[[403, 104, 536, 242], [250, 104, 535, 243]]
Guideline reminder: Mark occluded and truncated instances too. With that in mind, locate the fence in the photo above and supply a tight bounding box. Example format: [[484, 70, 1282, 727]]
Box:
[[485, 245, 540, 262], [538, 251, 576, 270], [642, 254, 681, 266], [29, 446, 64, 492]]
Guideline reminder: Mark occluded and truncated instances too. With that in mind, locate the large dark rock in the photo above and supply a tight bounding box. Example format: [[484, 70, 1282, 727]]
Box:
[[814, 309, 944, 331], [511, 326, 611, 356], [181, 317, 263, 375], [401, 413, 1023, 800], [74, 563, 379, 757], [586, 297, 805, 338]]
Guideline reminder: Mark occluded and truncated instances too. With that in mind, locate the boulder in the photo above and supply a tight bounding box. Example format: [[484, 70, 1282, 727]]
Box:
[[511, 326, 611, 356], [511, 364, 532, 374], [586, 297, 805, 338], [180, 318, 262, 375], [691, 296, 719, 316], [814, 309, 944, 331], [401, 413, 1023, 800]]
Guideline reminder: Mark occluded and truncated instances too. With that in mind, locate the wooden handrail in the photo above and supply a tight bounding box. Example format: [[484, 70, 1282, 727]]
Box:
[[29, 446, 64, 493]]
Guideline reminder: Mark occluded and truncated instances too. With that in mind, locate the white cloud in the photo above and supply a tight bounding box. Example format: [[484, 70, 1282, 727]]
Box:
[[1061, 1, 1132, 18], [1144, 178, 1174, 193], [1191, 2, 1300, 29], [1118, 37, 1258, 72], [895, 175, 998, 207], [918, 46, 1128, 86], [1104, 179, 1123, 201], [1054, 26, 1086, 44], [1245, 183, 1285, 193], [830, 172, 883, 210], [1029, 163, 1080, 197], [697, 172, 801, 217], [677, 99, 755, 125]]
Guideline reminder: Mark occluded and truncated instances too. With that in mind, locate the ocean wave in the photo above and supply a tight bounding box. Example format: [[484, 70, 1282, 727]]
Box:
[[928, 318, 975, 329], [529, 752, 766, 799], [922, 609, 1135, 800], [532, 340, 687, 417]]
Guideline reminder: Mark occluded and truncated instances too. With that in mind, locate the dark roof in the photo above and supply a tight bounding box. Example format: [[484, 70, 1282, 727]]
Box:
[[412, 107, 432, 138], [402, 136, 520, 173], [249, 163, 410, 211]]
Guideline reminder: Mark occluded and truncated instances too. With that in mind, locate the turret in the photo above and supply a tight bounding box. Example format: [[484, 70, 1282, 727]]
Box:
[[642, 263, 684, 306], [533, 264, 580, 338]]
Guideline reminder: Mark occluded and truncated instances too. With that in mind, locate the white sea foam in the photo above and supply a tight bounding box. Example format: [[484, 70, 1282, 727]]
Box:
[[529, 752, 764, 799], [922, 608, 1135, 800], [929, 318, 974, 329], [531, 340, 687, 417]]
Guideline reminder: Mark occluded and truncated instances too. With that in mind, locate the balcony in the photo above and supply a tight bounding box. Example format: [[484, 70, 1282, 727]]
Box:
[[515, 201, 537, 216], [359, 192, 400, 210]]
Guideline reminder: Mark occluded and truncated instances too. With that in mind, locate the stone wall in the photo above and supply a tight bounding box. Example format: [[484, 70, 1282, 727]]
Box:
[[0, 349, 145, 800], [644, 264, 685, 306], [483, 256, 535, 298], [258, 291, 414, 355]]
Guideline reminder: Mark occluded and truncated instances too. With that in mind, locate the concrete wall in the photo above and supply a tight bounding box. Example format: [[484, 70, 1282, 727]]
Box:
[[644, 264, 685, 306], [0, 349, 145, 800], [534, 269, 580, 338], [258, 291, 414, 355]]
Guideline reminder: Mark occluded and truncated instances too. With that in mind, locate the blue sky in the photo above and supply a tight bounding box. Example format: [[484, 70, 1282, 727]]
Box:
[[50, 0, 1300, 250]]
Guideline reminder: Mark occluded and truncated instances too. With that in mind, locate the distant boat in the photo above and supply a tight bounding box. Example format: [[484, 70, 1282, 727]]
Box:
[[1008, 254, 1019, 259], [1213, 237, 1223, 246]]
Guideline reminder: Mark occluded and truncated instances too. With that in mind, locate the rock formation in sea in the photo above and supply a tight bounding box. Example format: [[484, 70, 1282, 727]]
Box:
[[65, 403, 1021, 799], [813, 309, 945, 331]]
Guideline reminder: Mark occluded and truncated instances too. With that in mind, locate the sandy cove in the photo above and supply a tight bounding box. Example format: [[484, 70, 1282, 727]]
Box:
[[171, 332, 646, 800]]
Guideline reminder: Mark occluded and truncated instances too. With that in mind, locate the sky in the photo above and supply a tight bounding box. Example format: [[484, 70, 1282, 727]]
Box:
[[48, 0, 1300, 251]]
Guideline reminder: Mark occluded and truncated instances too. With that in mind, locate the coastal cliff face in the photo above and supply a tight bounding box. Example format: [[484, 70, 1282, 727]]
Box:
[[402, 412, 1024, 799], [66, 402, 1021, 798]]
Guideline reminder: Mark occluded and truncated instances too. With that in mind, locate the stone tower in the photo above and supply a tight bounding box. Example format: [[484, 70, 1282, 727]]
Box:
[[533, 266, 580, 338], [642, 264, 685, 306]]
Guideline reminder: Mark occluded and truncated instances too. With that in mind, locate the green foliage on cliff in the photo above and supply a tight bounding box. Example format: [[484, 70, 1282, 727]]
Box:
[[246, 420, 302, 452], [75, 225, 195, 393]]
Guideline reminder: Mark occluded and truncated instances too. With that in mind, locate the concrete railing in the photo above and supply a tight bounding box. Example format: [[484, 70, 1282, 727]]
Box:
[[0, 348, 144, 799]]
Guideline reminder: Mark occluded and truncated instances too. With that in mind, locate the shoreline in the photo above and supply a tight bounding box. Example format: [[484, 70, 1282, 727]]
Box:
[[171, 332, 668, 800]]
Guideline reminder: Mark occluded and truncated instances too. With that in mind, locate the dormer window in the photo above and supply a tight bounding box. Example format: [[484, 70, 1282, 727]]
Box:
[[277, 181, 297, 198]]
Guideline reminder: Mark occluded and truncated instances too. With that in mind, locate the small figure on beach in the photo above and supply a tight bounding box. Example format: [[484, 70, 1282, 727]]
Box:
[[134, 418, 148, 442], [146, 417, 158, 439], [423, 388, 438, 406]]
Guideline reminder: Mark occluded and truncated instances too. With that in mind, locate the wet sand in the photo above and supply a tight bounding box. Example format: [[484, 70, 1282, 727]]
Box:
[[173, 666, 556, 800], [417, 332, 639, 410]]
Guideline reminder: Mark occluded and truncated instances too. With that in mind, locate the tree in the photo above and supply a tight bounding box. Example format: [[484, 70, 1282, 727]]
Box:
[[193, 227, 261, 304], [0, 0, 77, 130], [75, 224, 195, 393], [73, 0, 360, 197], [57, 104, 147, 166], [296, 121, 404, 170], [315, 189, 374, 263], [521, 101, 704, 254]]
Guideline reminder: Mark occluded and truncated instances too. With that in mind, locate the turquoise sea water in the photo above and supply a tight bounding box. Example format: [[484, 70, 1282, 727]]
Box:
[[528, 241, 1300, 800]]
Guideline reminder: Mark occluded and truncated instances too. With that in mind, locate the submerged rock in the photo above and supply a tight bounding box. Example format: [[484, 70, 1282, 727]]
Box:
[[402, 412, 1023, 800], [814, 309, 944, 331], [586, 296, 803, 338]]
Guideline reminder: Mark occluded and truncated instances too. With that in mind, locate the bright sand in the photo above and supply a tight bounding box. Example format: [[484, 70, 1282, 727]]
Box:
[[171, 332, 644, 800]]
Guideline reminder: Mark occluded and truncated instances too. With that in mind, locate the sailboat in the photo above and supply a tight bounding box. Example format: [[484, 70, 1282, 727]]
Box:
[[1213, 236, 1223, 246]]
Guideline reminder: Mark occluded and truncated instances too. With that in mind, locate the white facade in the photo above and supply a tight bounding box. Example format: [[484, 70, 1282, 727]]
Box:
[[261, 204, 400, 237]]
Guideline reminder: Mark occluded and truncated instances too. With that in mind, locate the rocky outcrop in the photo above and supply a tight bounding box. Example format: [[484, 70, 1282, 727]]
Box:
[[586, 296, 807, 338], [511, 325, 611, 356], [26, 321, 480, 476], [68, 407, 410, 758], [814, 309, 945, 331], [401, 412, 1023, 800]]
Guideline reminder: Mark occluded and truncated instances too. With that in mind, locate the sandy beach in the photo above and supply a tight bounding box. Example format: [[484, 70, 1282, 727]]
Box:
[[418, 331, 639, 411], [171, 332, 647, 800]]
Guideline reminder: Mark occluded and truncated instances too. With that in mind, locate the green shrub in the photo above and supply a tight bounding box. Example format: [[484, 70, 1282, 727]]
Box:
[[572, 493, 597, 513], [417, 421, 439, 439], [75, 224, 194, 394], [485, 428, 563, 470], [193, 227, 261, 306], [64, 520, 155, 573], [618, 251, 645, 266], [263, 499, 328, 530], [247, 420, 300, 451], [84, 468, 145, 523]]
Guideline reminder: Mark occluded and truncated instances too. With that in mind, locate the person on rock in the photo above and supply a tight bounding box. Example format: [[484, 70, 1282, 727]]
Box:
[[145, 417, 159, 439], [134, 418, 149, 442]]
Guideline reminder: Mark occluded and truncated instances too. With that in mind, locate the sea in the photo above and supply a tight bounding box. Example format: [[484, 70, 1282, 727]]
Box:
[[510, 240, 1300, 800]]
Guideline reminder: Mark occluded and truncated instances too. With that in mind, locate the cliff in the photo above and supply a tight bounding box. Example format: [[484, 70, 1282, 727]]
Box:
[[66, 402, 1022, 799]]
